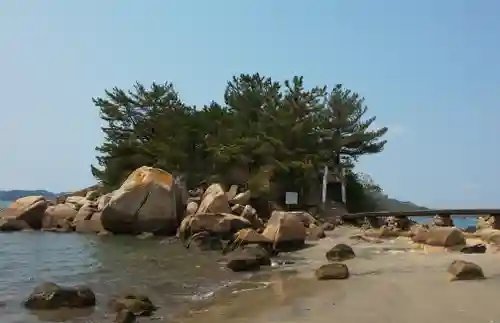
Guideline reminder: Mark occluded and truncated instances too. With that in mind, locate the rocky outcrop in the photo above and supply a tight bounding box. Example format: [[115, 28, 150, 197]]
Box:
[[261, 211, 307, 250], [447, 260, 485, 281], [75, 212, 106, 234], [65, 196, 88, 211], [23, 282, 96, 310], [1, 196, 49, 229], [195, 183, 231, 215], [56, 184, 101, 203], [42, 203, 77, 231], [70, 200, 107, 234], [178, 212, 251, 242], [101, 166, 185, 235]]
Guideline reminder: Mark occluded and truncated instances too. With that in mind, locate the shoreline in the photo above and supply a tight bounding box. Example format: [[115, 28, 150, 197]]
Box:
[[171, 226, 500, 323]]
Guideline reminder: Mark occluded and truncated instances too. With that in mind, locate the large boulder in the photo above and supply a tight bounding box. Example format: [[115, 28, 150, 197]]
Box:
[[424, 227, 466, 247], [261, 211, 307, 250], [42, 203, 78, 230], [23, 282, 96, 310], [2, 196, 49, 229], [72, 201, 98, 225], [97, 193, 112, 211], [178, 213, 251, 242], [195, 183, 231, 215], [74, 212, 106, 234], [101, 166, 184, 235]]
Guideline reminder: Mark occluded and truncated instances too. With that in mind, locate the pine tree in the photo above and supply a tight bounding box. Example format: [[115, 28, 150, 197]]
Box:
[[91, 81, 191, 189], [318, 84, 388, 170]]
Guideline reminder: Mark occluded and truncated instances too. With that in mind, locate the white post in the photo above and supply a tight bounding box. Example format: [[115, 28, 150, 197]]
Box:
[[341, 167, 346, 204], [321, 165, 328, 206]]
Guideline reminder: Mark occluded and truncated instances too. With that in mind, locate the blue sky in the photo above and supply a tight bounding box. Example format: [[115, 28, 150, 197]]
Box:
[[1, 0, 499, 208]]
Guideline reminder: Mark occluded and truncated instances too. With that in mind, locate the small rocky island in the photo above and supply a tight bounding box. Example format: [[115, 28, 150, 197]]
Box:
[[1, 166, 499, 322]]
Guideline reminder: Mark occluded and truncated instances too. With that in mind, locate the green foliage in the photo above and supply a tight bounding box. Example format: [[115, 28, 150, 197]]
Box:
[[91, 74, 388, 210], [345, 171, 382, 212]]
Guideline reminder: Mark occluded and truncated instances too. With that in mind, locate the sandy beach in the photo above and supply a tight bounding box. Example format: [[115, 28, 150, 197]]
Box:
[[174, 226, 500, 323]]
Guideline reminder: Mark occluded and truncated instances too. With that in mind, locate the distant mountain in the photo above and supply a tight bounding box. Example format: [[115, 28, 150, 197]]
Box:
[[0, 190, 60, 202], [372, 192, 428, 212]]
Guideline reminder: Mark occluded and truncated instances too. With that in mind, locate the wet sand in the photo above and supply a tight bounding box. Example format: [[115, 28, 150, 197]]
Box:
[[175, 226, 500, 323]]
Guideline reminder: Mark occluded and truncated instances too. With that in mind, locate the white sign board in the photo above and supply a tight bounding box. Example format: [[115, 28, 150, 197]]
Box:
[[285, 192, 298, 205]]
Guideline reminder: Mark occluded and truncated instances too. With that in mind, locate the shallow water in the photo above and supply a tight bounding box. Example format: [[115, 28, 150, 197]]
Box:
[[0, 232, 277, 323], [412, 216, 475, 228]]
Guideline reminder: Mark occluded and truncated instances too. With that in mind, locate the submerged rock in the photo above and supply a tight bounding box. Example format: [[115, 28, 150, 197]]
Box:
[[447, 260, 485, 281], [326, 243, 356, 262], [115, 309, 136, 323], [315, 263, 350, 280], [225, 244, 271, 272], [108, 293, 157, 316], [0, 218, 30, 232], [23, 282, 96, 310]]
